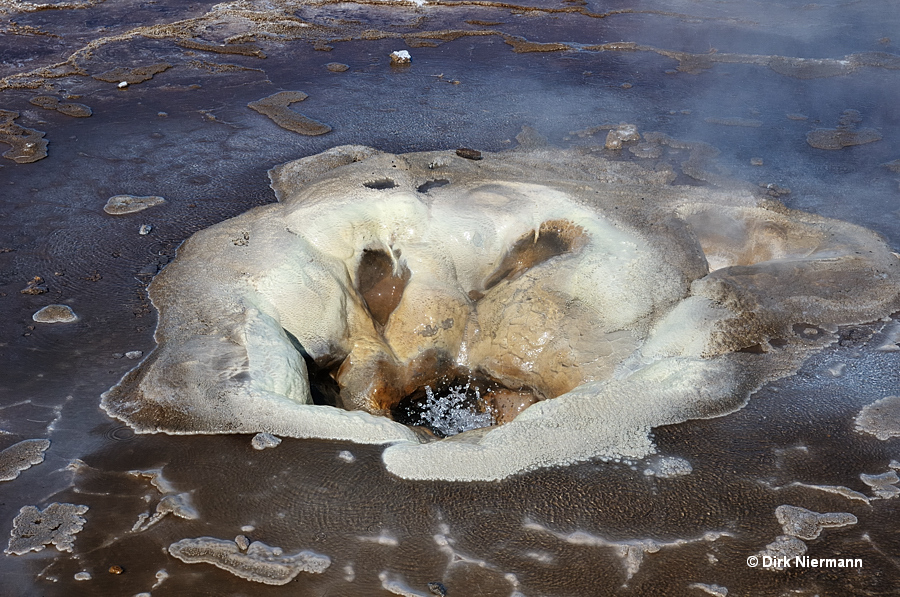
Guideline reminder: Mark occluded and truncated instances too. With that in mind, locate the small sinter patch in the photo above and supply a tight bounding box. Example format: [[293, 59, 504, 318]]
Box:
[[251, 432, 282, 450], [103, 195, 166, 215], [6, 503, 89, 555], [0, 109, 47, 163], [92, 63, 171, 84], [33, 304, 78, 323], [168, 537, 330, 585], [0, 439, 51, 481], [806, 110, 882, 150], [247, 91, 331, 136], [855, 395, 900, 440], [775, 504, 857, 540]]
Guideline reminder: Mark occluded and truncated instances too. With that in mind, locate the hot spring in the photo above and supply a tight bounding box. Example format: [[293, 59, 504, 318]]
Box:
[[3, 0, 900, 595], [101, 144, 900, 481]]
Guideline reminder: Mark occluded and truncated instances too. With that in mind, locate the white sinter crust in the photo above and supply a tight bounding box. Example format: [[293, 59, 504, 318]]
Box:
[[101, 145, 900, 481]]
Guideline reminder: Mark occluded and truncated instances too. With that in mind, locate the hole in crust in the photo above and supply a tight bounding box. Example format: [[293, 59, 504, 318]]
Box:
[[390, 371, 539, 437], [484, 219, 588, 290], [304, 355, 345, 408], [338, 220, 590, 424], [416, 179, 450, 193], [356, 248, 410, 326], [363, 178, 396, 190], [283, 329, 343, 407]]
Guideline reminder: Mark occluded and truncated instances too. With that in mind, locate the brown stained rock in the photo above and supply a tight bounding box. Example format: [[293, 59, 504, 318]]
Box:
[[0, 110, 48, 163], [484, 220, 588, 290], [486, 389, 540, 425], [247, 91, 331, 136], [466, 19, 503, 26], [356, 248, 410, 327], [455, 147, 482, 160], [177, 39, 266, 58], [20, 276, 48, 295], [325, 62, 349, 72], [404, 38, 440, 48], [92, 63, 172, 84], [187, 59, 264, 75], [760, 183, 791, 197], [503, 34, 570, 53]]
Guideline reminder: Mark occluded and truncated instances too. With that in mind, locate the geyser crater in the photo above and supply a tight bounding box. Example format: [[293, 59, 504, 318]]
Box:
[[101, 145, 900, 481]]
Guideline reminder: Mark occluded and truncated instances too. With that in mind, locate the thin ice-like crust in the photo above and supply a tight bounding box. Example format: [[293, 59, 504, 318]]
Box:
[[0, 439, 51, 481], [775, 505, 857, 540], [6, 503, 88, 555], [103, 194, 166, 215], [855, 395, 900, 440], [101, 146, 900, 481], [168, 537, 330, 585]]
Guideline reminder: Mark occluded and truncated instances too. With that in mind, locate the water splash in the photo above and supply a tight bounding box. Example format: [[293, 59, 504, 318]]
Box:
[[418, 383, 493, 437]]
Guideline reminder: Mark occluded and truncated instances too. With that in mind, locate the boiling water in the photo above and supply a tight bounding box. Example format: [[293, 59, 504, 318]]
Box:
[[418, 383, 494, 437]]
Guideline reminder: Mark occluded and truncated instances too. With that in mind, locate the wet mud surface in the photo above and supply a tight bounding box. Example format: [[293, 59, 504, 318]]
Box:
[[1, 1, 899, 595]]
